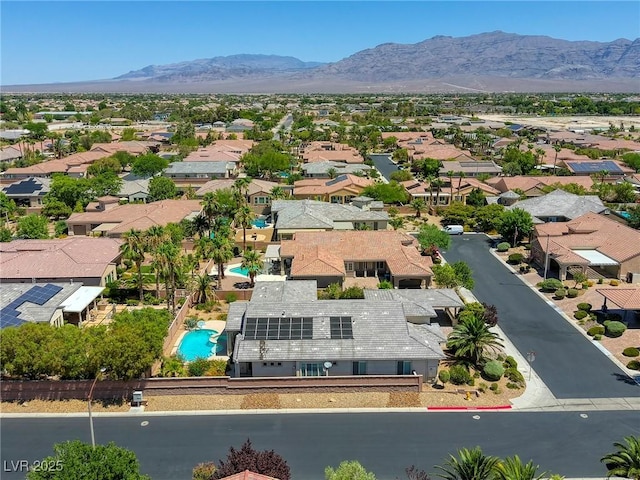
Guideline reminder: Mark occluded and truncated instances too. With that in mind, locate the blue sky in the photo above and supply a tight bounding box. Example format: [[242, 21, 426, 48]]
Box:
[[1, 1, 639, 85]]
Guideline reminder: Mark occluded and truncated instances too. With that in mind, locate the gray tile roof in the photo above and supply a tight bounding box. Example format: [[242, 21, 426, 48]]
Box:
[[363, 288, 464, 318], [508, 189, 607, 221], [164, 161, 232, 174], [250, 280, 318, 304], [271, 199, 388, 230], [232, 300, 445, 362], [302, 161, 372, 176], [0, 282, 82, 325]]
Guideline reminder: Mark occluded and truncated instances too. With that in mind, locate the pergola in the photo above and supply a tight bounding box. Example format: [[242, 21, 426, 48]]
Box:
[[597, 287, 640, 323]]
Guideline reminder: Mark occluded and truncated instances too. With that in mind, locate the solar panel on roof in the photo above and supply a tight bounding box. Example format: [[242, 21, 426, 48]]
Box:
[[329, 316, 354, 339], [566, 161, 623, 174], [4, 178, 45, 196], [326, 175, 347, 186], [244, 317, 313, 340], [0, 284, 62, 329]]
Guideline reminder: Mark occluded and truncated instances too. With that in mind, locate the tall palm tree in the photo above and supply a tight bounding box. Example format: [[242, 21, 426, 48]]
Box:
[[234, 204, 255, 251], [194, 273, 214, 305], [270, 185, 289, 201], [121, 229, 146, 302], [447, 170, 455, 205], [241, 249, 263, 287], [535, 148, 545, 170], [493, 455, 547, 480], [456, 172, 466, 201], [145, 225, 167, 297], [327, 167, 338, 179], [191, 213, 210, 240], [233, 177, 252, 205], [435, 446, 499, 480], [600, 436, 640, 480], [201, 192, 217, 237], [446, 315, 504, 367], [425, 175, 436, 208], [157, 241, 180, 312], [553, 145, 561, 172], [410, 198, 426, 219], [433, 178, 445, 207], [210, 236, 234, 289]]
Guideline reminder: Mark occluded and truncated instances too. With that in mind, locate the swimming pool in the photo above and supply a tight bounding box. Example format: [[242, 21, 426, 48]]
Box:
[[226, 263, 250, 277], [252, 219, 267, 228], [178, 329, 218, 361], [619, 211, 631, 220]]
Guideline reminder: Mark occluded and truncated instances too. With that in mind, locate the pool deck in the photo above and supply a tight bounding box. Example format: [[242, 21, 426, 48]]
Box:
[[172, 320, 230, 362]]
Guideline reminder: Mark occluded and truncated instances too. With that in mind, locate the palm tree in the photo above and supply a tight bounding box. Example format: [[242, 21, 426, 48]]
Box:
[[435, 447, 499, 480], [410, 198, 426, 219], [145, 226, 167, 297], [157, 241, 180, 312], [493, 455, 547, 480], [241, 248, 263, 287], [600, 436, 640, 480], [191, 213, 210, 240], [389, 217, 405, 231], [447, 170, 455, 205], [425, 175, 436, 208], [210, 236, 234, 289], [446, 315, 504, 367], [234, 204, 255, 251], [233, 177, 252, 205], [201, 192, 217, 237], [121, 229, 146, 302], [457, 172, 466, 201], [270, 185, 289, 201], [194, 273, 214, 305], [535, 148, 545, 170], [327, 167, 338, 179], [433, 178, 445, 207]]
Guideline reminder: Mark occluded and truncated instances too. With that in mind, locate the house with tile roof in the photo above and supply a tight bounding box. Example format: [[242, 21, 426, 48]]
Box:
[[225, 280, 445, 380], [66, 199, 202, 238], [301, 160, 372, 178], [0, 237, 123, 286], [163, 161, 236, 186], [195, 178, 280, 215], [299, 142, 363, 164], [531, 212, 640, 281], [505, 189, 608, 223], [485, 175, 596, 197], [2, 177, 51, 208], [293, 174, 373, 204], [271, 199, 388, 240], [279, 230, 432, 288], [438, 160, 502, 177], [400, 178, 499, 206]]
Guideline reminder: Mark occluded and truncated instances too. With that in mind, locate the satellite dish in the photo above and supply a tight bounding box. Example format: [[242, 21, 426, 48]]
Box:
[[323, 361, 333, 369]]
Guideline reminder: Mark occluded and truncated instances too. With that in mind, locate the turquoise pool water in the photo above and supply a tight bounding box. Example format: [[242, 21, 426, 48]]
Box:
[[230, 266, 249, 276], [252, 219, 267, 228], [619, 211, 631, 219], [178, 329, 217, 361]]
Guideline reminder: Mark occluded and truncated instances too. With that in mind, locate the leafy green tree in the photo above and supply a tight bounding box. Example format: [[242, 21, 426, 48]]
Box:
[[16, 214, 49, 239], [473, 204, 505, 232], [362, 181, 409, 204], [0, 192, 17, 219], [493, 455, 547, 480], [392, 148, 409, 163], [87, 157, 122, 176], [466, 188, 486, 207], [23, 121, 48, 140], [47, 175, 92, 209], [325, 460, 377, 480], [415, 158, 441, 177], [390, 170, 413, 182], [600, 435, 640, 480], [452, 261, 475, 289], [621, 152, 640, 172], [90, 172, 123, 198], [613, 182, 637, 203], [148, 176, 177, 201], [131, 153, 169, 177], [435, 447, 500, 480], [241, 249, 262, 287], [441, 202, 475, 227], [447, 315, 504, 367], [42, 200, 72, 220], [243, 147, 291, 179], [417, 223, 451, 252], [26, 440, 150, 480], [626, 205, 640, 229], [121, 127, 137, 141], [212, 439, 290, 480], [389, 217, 405, 230], [432, 264, 459, 288], [497, 208, 534, 245], [0, 224, 12, 242]]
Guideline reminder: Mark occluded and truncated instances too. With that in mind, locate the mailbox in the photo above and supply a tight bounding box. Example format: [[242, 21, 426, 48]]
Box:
[[132, 391, 144, 406]]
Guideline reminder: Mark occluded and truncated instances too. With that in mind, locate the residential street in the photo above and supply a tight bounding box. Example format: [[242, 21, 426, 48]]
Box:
[[369, 153, 399, 181], [2, 411, 639, 479], [442, 234, 640, 399]]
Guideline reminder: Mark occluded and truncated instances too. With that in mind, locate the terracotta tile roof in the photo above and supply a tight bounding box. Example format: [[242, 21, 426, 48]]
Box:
[[413, 145, 474, 160], [596, 288, 640, 309], [196, 179, 279, 197], [535, 212, 640, 264], [490, 175, 595, 194], [67, 200, 202, 236], [219, 470, 280, 480], [2, 151, 109, 176], [294, 174, 373, 196], [280, 231, 433, 278], [303, 150, 363, 164], [184, 148, 242, 162], [0, 237, 122, 281]]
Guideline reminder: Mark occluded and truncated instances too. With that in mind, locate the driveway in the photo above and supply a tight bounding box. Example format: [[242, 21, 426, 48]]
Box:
[[443, 234, 640, 399], [368, 153, 399, 181]]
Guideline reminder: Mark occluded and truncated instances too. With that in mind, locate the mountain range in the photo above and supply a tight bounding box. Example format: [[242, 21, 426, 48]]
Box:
[[6, 32, 640, 93]]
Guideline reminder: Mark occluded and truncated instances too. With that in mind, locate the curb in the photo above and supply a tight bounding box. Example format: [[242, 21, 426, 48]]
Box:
[[427, 405, 512, 411]]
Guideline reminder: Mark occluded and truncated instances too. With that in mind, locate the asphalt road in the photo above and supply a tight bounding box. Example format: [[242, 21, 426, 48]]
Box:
[[369, 153, 399, 181], [2, 411, 638, 479], [443, 234, 640, 399]]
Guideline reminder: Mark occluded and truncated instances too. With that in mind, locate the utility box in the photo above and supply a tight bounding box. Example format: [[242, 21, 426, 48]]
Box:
[[132, 391, 144, 407], [626, 272, 640, 284]]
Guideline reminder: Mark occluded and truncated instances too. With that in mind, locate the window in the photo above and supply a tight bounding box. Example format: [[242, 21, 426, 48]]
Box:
[[345, 262, 354, 272], [353, 361, 367, 375], [397, 361, 412, 375], [254, 196, 269, 205], [300, 363, 322, 376], [376, 261, 385, 269], [330, 196, 341, 204]]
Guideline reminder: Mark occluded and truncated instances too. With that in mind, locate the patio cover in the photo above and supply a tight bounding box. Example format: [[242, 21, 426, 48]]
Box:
[[91, 223, 119, 233], [597, 288, 640, 309], [264, 244, 281, 260], [59, 286, 105, 313], [573, 249, 619, 266]]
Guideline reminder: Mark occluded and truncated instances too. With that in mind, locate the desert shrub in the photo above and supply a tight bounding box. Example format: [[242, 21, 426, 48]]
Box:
[[567, 288, 579, 298], [582, 282, 589, 290], [496, 242, 510, 252], [143, 293, 161, 305], [489, 382, 498, 391], [598, 278, 604, 284], [627, 360, 640, 370], [467, 378, 475, 387], [438, 370, 450, 384], [554, 289, 566, 299], [225, 293, 238, 303], [609, 279, 619, 286], [193, 462, 217, 480], [622, 347, 640, 357], [503, 356, 518, 369], [449, 364, 471, 385], [577, 303, 592, 312], [605, 321, 627, 338], [184, 317, 199, 330], [478, 382, 488, 393], [205, 359, 228, 376], [482, 360, 505, 381], [504, 367, 525, 386], [539, 278, 564, 292], [587, 325, 605, 336], [574, 310, 588, 320], [377, 280, 393, 289], [125, 299, 139, 306], [506, 382, 521, 389], [593, 334, 602, 341], [218, 313, 228, 321], [187, 358, 211, 377], [508, 253, 524, 264]]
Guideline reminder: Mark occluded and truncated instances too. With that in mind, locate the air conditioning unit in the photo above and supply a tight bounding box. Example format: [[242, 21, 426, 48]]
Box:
[[626, 272, 640, 284]]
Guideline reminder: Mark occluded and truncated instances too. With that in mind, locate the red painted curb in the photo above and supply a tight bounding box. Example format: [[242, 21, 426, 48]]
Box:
[[427, 405, 512, 411]]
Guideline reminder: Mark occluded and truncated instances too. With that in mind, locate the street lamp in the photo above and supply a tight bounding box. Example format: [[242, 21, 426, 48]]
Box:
[[526, 351, 536, 381], [88, 367, 106, 448]]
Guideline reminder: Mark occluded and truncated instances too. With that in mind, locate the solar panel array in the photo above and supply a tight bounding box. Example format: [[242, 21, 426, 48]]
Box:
[[0, 284, 63, 329], [329, 316, 354, 339], [244, 317, 313, 340], [326, 175, 348, 186], [566, 160, 623, 174], [4, 178, 45, 195]]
